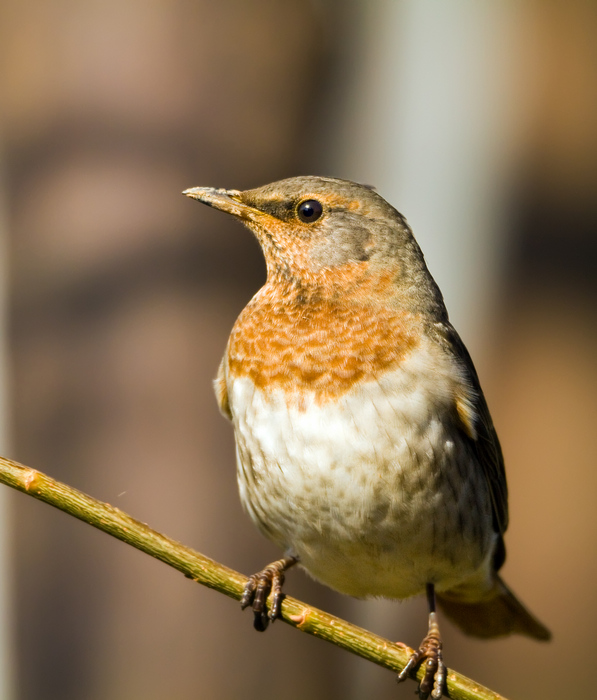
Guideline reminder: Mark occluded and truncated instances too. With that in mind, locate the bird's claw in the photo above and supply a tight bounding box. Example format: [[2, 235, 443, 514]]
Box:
[[240, 556, 296, 631], [397, 612, 446, 699]]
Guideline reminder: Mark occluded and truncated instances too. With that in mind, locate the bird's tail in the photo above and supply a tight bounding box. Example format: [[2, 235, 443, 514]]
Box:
[[437, 574, 551, 641]]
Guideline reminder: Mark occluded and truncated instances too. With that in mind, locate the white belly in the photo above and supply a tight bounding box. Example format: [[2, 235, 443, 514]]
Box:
[[229, 362, 494, 600]]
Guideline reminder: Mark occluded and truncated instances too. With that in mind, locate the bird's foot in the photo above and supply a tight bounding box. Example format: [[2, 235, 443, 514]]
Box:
[[397, 611, 446, 699], [240, 555, 297, 631]]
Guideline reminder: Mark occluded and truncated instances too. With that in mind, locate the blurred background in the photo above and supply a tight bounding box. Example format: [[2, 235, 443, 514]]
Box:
[[0, 1, 595, 698]]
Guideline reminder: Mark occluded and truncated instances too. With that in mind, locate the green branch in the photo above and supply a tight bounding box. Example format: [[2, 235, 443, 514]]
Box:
[[0, 455, 506, 700]]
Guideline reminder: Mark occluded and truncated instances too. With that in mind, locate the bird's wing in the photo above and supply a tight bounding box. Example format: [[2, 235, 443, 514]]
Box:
[[214, 355, 233, 420], [442, 325, 509, 540]]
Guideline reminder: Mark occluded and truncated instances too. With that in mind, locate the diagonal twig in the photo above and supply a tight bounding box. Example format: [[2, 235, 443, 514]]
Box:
[[0, 454, 506, 700]]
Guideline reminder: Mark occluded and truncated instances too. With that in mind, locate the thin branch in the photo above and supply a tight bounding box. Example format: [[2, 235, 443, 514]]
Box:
[[0, 455, 506, 700]]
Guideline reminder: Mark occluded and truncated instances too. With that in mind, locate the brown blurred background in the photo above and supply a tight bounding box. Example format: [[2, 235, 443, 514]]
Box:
[[0, 1, 595, 699]]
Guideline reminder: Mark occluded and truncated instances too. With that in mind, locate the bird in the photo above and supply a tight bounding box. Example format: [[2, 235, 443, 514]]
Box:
[[184, 176, 550, 698]]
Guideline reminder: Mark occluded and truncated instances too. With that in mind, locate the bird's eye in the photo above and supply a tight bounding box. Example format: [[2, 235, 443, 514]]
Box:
[[297, 199, 323, 223]]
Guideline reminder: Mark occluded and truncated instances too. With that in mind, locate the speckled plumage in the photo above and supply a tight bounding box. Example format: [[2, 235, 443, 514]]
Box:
[[185, 176, 550, 697], [228, 364, 493, 601]]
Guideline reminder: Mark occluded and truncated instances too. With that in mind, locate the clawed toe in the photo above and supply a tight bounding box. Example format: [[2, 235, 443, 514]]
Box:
[[397, 608, 446, 699], [240, 567, 280, 631], [240, 555, 297, 631], [419, 643, 446, 699]]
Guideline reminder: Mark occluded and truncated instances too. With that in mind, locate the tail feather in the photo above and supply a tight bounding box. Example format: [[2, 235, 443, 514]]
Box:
[[437, 575, 551, 641]]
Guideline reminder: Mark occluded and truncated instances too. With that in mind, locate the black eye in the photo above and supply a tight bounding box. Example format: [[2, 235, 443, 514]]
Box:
[[297, 199, 323, 223]]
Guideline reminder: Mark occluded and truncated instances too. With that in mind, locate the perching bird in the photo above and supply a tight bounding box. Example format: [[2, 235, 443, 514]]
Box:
[[184, 176, 550, 699]]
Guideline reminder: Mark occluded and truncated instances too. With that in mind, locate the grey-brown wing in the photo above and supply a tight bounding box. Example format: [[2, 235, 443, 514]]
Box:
[[443, 326, 509, 539]]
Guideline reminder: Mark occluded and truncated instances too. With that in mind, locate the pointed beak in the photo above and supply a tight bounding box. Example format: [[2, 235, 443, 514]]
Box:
[[183, 186, 262, 223]]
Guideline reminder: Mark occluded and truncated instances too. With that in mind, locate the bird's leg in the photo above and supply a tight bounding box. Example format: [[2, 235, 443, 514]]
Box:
[[397, 583, 446, 699], [240, 555, 298, 631]]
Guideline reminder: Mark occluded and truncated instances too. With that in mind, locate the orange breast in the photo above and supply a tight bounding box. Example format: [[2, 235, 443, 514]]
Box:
[[227, 283, 420, 403]]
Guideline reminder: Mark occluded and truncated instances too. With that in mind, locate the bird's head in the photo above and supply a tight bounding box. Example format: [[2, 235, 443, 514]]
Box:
[[184, 176, 445, 315]]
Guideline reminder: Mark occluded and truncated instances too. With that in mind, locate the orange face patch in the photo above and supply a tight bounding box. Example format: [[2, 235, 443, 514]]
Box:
[[317, 192, 362, 212]]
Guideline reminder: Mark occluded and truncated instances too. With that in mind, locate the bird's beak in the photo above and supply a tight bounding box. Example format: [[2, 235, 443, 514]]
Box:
[[183, 186, 262, 223]]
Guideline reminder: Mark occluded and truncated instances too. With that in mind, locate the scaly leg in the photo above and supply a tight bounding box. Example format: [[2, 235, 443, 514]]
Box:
[[397, 583, 446, 699], [240, 555, 298, 631]]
